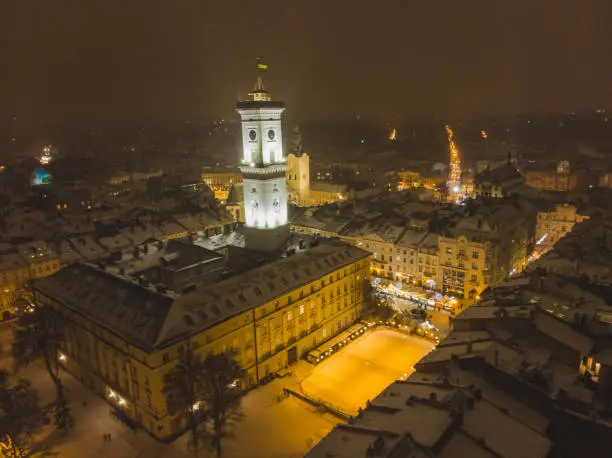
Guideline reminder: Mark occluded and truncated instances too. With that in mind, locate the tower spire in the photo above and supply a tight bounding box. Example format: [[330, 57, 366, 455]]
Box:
[[254, 75, 266, 92], [237, 59, 289, 251], [250, 58, 271, 101]]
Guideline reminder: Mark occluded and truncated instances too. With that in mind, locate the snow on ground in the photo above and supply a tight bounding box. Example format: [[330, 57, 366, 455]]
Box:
[[0, 328, 433, 458], [299, 329, 434, 414]]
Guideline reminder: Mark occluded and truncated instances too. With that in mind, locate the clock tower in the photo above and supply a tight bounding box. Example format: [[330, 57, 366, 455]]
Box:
[[237, 70, 290, 252]]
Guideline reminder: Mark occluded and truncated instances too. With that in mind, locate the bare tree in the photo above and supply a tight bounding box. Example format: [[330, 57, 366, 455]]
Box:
[[163, 344, 206, 452], [12, 306, 72, 431], [362, 280, 395, 322], [199, 352, 245, 457], [0, 372, 44, 458]]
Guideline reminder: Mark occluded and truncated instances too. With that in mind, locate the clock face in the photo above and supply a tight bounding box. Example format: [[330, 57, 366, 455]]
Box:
[[268, 129, 275, 141], [249, 129, 257, 141]]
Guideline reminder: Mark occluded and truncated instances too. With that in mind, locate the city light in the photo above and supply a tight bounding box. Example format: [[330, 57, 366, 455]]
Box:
[[39, 145, 52, 165], [389, 128, 397, 141], [58, 352, 66, 362], [445, 125, 462, 203]]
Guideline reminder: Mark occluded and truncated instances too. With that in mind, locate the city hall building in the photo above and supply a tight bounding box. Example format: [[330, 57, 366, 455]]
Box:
[[33, 73, 371, 439]]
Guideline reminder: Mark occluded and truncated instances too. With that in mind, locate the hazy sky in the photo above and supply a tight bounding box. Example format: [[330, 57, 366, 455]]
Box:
[[1, 0, 611, 127]]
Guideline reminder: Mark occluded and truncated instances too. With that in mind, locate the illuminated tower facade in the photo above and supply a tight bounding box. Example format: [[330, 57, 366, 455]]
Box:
[[446, 125, 462, 201], [237, 72, 290, 251]]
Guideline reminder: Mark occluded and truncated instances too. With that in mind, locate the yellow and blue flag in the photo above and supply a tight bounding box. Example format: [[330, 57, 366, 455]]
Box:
[[257, 58, 268, 70]]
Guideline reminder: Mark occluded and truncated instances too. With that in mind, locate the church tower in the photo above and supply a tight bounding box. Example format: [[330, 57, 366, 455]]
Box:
[[237, 67, 290, 252], [286, 125, 311, 206]]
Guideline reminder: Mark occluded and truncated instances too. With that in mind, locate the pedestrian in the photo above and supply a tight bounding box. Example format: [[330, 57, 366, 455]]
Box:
[[108, 433, 112, 442]]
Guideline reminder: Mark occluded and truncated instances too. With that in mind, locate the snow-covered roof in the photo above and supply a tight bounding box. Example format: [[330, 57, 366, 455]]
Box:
[[33, 263, 174, 351], [418, 233, 439, 252], [69, 236, 106, 260], [34, 239, 369, 352], [394, 229, 427, 249], [175, 212, 222, 232], [53, 239, 83, 264], [17, 241, 58, 264], [98, 234, 132, 252], [156, 240, 370, 347], [306, 426, 414, 458], [310, 378, 551, 458], [110, 239, 223, 277], [195, 231, 245, 251], [120, 223, 162, 245], [0, 252, 28, 270], [155, 219, 188, 238], [534, 310, 593, 355]]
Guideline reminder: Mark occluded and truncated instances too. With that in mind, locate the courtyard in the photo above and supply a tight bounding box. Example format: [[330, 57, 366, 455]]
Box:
[[1, 327, 434, 458]]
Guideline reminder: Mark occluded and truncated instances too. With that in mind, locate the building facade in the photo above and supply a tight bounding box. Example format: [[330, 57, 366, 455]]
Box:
[[200, 168, 242, 202], [391, 229, 426, 283], [438, 200, 536, 300], [524, 169, 577, 192], [34, 242, 370, 439], [535, 203, 588, 253]]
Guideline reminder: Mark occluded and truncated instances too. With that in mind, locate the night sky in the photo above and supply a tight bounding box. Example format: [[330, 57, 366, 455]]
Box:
[[1, 0, 611, 127]]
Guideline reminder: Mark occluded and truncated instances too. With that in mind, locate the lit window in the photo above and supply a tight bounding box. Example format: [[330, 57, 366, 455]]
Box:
[[299, 305, 305, 315]]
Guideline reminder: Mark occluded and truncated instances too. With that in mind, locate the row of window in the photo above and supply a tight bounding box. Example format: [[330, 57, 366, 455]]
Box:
[[445, 248, 480, 259]]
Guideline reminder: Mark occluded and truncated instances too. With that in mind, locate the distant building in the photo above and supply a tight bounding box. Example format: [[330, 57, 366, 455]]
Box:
[[523, 162, 578, 192], [286, 152, 311, 205], [472, 161, 525, 198], [286, 152, 349, 206], [200, 167, 242, 202], [225, 183, 244, 222], [438, 198, 536, 300], [0, 241, 61, 318], [391, 229, 427, 283], [529, 217, 612, 283], [416, 232, 441, 289], [340, 218, 406, 279], [535, 203, 588, 253]]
